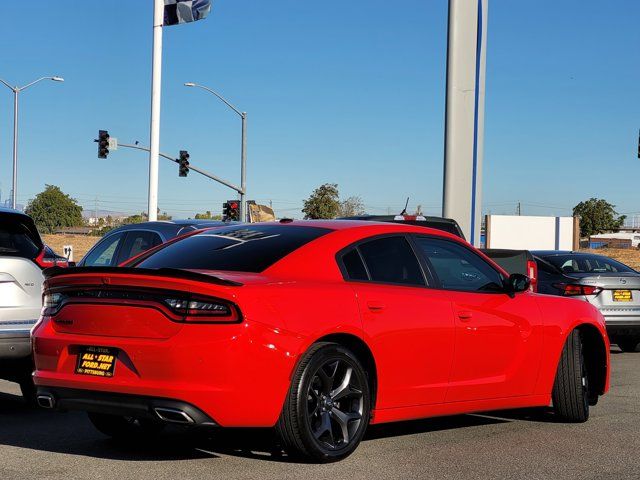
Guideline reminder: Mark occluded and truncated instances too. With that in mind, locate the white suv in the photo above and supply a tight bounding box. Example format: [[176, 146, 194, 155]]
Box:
[[0, 207, 67, 399]]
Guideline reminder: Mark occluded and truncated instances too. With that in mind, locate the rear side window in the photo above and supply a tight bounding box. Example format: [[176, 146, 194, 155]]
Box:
[[342, 249, 368, 281], [0, 222, 40, 259], [357, 236, 425, 286], [137, 225, 331, 273]]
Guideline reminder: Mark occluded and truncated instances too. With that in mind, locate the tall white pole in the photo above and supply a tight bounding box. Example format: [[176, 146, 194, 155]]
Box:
[[240, 112, 247, 221], [11, 90, 18, 210], [443, 0, 488, 246], [148, 0, 164, 222]]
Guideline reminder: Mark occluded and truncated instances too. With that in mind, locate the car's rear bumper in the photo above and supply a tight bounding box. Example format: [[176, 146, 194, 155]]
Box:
[[36, 386, 217, 426], [32, 316, 297, 427], [0, 327, 33, 359], [602, 313, 640, 338]]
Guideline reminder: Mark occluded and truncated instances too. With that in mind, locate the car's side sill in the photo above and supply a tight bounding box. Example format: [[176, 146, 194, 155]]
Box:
[[370, 394, 550, 424]]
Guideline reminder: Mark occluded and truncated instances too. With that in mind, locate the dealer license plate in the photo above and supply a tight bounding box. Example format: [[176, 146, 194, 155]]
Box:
[[612, 290, 633, 302], [75, 346, 117, 378]]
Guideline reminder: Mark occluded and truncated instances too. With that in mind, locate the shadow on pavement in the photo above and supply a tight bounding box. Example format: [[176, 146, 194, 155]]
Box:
[[0, 389, 512, 464], [0, 391, 215, 461]]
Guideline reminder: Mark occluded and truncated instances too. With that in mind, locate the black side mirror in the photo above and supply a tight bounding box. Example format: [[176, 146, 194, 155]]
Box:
[[506, 273, 531, 296]]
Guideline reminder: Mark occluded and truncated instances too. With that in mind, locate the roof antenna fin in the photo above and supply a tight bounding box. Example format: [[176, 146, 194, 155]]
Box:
[[399, 197, 409, 216]]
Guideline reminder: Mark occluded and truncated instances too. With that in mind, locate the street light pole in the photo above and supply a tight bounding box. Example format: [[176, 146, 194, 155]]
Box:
[[240, 111, 247, 221], [0, 76, 64, 210], [184, 82, 248, 221]]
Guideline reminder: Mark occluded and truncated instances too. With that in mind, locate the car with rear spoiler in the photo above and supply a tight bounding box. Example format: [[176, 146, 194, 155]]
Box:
[[32, 220, 609, 462]]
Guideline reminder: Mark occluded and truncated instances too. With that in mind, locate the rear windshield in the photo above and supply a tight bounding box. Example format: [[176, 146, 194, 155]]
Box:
[[0, 221, 40, 259], [543, 254, 635, 274], [136, 224, 332, 273]]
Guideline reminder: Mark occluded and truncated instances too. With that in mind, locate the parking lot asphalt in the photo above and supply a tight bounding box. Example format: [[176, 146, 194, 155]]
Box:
[[1, 347, 638, 480]]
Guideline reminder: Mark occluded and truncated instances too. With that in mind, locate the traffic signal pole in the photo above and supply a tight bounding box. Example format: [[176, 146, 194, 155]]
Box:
[[117, 142, 244, 195]]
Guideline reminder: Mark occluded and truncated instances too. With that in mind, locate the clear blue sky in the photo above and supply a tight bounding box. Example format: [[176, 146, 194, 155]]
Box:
[[0, 0, 638, 220]]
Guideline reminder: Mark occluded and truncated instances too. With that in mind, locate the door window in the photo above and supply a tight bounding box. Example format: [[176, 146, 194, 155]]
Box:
[[83, 233, 125, 267], [118, 231, 163, 264], [357, 236, 425, 286], [414, 237, 503, 292]]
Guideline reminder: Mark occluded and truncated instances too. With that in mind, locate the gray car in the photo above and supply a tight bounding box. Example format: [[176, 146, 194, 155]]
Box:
[[534, 250, 640, 352], [77, 220, 234, 267], [0, 207, 68, 398]]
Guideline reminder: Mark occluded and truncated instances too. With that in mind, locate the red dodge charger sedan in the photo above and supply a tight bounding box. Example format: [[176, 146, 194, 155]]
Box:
[[32, 221, 610, 462]]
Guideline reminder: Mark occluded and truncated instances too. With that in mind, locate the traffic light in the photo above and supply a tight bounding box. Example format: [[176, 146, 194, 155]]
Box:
[[97, 130, 109, 158], [223, 200, 240, 221], [178, 150, 190, 177]]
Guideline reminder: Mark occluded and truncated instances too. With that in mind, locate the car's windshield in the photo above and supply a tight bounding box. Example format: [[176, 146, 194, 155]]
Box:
[[136, 224, 331, 273], [543, 254, 635, 274]]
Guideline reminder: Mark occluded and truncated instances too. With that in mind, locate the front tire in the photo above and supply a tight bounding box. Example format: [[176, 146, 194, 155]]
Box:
[[552, 329, 590, 422], [617, 338, 638, 353], [276, 342, 371, 463], [88, 412, 165, 440]]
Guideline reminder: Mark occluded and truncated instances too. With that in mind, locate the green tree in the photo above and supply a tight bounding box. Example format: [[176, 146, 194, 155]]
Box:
[[25, 185, 83, 234], [573, 198, 626, 237], [121, 209, 171, 224], [194, 210, 223, 220], [302, 183, 341, 219], [122, 212, 147, 224]]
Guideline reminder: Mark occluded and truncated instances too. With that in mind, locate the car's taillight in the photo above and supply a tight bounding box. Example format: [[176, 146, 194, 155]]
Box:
[[527, 260, 538, 292], [555, 284, 602, 296], [34, 250, 69, 269], [34, 250, 55, 269], [42, 292, 68, 315], [163, 297, 240, 323]]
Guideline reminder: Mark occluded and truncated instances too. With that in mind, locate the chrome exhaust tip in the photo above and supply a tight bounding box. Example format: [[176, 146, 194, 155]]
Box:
[[37, 394, 55, 409], [154, 407, 195, 424]]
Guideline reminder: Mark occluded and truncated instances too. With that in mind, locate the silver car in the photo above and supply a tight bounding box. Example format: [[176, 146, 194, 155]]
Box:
[[534, 250, 640, 352], [0, 207, 67, 398]]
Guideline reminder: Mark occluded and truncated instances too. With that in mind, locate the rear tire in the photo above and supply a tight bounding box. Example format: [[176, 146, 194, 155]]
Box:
[[617, 338, 638, 353], [552, 329, 590, 422], [88, 412, 165, 439], [19, 379, 37, 407], [276, 342, 371, 463]]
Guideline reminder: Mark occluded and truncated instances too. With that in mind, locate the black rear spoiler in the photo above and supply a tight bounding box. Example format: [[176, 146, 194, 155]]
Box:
[[43, 266, 243, 287]]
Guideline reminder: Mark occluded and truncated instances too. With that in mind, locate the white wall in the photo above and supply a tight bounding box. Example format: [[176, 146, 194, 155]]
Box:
[[487, 215, 575, 250]]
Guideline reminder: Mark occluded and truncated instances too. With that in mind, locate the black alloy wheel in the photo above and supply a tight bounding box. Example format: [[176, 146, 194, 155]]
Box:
[[277, 342, 371, 462], [306, 357, 365, 450]]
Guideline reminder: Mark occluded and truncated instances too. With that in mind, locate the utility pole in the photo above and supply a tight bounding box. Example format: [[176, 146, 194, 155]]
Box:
[[516, 201, 521, 216]]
